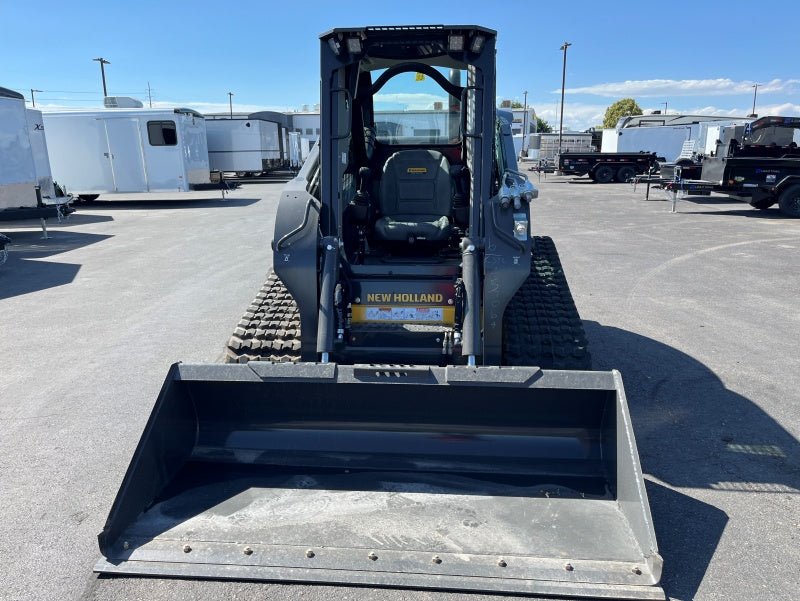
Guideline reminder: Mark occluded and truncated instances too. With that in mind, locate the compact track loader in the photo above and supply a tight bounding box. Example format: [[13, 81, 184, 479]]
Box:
[[96, 25, 664, 600]]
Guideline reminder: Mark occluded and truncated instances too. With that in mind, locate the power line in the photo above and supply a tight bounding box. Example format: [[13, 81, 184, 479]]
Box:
[[8, 89, 147, 95], [36, 90, 98, 94], [36, 97, 105, 102]]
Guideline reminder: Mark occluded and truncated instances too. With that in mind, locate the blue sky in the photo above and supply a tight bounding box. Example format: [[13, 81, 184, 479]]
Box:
[[5, 0, 799, 130]]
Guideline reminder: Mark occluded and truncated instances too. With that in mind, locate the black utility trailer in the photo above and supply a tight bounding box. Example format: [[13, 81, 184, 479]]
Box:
[[668, 116, 800, 217], [558, 151, 661, 183]]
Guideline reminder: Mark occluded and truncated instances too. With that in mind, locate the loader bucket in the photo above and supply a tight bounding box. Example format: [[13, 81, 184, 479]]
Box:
[[96, 362, 663, 600]]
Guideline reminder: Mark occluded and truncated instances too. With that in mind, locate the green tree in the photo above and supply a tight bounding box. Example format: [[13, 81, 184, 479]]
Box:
[[602, 98, 643, 129], [510, 100, 524, 108], [534, 117, 552, 133]]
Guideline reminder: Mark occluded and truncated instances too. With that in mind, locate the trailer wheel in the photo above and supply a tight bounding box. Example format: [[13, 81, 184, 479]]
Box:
[[594, 165, 614, 183], [778, 184, 800, 217], [616, 166, 636, 183], [502, 237, 591, 370]]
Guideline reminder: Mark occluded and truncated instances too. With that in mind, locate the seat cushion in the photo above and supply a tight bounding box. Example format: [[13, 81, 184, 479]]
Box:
[[374, 215, 451, 243]]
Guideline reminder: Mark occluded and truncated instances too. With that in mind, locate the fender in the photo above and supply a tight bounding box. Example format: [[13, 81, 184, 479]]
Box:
[[273, 152, 321, 361]]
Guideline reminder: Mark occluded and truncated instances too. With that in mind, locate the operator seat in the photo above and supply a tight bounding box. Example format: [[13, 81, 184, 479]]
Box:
[[374, 149, 453, 243]]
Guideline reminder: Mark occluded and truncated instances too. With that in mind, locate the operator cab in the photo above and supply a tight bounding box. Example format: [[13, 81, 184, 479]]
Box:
[[341, 62, 475, 263]]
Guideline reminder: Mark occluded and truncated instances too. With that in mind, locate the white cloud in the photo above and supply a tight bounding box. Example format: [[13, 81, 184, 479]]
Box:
[[558, 78, 800, 98], [151, 101, 293, 114], [555, 101, 800, 131], [36, 100, 303, 113], [534, 102, 608, 131], [373, 92, 448, 110]]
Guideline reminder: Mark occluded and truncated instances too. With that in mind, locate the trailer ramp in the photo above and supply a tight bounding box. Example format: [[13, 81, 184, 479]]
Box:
[[96, 362, 663, 600]]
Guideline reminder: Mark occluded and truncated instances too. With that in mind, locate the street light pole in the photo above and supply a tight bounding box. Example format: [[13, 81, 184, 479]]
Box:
[[228, 91, 234, 118], [661, 101, 668, 115], [558, 42, 571, 158], [751, 83, 759, 116], [31, 89, 42, 108], [93, 58, 110, 96]]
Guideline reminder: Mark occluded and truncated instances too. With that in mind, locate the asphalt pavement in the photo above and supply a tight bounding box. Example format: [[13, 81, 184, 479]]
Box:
[[0, 174, 797, 601]]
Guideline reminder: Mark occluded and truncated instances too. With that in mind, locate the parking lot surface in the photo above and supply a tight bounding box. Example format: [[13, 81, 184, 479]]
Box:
[[0, 175, 797, 601]]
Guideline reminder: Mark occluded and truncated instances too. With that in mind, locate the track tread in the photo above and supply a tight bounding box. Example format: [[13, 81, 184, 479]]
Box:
[[503, 236, 592, 370], [223, 269, 301, 363]]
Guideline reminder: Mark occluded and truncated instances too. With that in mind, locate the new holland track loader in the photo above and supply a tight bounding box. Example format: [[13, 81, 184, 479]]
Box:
[[96, 25, 664, 600]]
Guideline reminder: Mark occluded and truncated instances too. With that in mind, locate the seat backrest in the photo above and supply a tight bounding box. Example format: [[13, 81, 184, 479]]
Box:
[[378, 149, 452, 218]]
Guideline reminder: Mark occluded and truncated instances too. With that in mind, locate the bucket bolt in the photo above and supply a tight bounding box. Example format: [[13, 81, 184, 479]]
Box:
[[306, 549, 315, 558], [497, 559, 507, 568], [182, 544, 192, 553], [432, 555, 442, 564], [632, 566, 642, 575], [564, 563, 574, 571], [368, 552, 378, 561], [122, 541, 130, 550], [243, 547, 253, 556]]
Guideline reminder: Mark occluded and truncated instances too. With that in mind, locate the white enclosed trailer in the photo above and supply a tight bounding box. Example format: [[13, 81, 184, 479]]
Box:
[[205, 116, 286, 174], [42, 107, 210, 198], [1, 87, 38, 210], [602, 114, 752, 161], [1, 87, 69, 230]]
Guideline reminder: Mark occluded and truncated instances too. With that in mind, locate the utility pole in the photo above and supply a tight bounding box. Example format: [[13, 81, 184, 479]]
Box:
[[93, 57, 110, 96], [228, 91, 234, 118], [147, 82, 153, 108], [30, 89, 42, 108], [661, 101, 668, 115], [558, 42, 571, 158], [522, 90, 528, 157], [751, 83, 759, 116]]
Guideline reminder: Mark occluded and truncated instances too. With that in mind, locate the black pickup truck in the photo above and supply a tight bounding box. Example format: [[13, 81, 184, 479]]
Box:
[[668, 116, 800, 217], [558, 151, 661, 183]]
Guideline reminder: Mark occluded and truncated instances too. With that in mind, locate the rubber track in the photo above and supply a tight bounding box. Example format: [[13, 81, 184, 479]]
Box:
[[502, 236, 592, 370], [223, 269, 301, 363]]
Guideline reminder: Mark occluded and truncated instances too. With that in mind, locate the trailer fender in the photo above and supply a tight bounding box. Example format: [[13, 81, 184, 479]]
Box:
[[775, 174, 800, 194]]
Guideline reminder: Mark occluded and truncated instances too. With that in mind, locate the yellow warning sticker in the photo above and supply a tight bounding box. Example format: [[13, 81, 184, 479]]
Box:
[[407, 167, 427, 173], [415, 72, 425, 81]]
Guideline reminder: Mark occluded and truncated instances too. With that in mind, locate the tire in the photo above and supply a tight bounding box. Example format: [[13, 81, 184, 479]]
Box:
[[224, 269, 302, 363], [616, 166, 636, 183], [593, 165, 614, 183], [78, 194, 99, 202], [750, 197, 776, 210], [777, 184, 800, 218], [502, 236, 592, 370]]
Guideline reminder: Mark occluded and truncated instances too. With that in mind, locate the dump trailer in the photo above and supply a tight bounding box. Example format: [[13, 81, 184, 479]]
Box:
[[558, 151, 661, 182], [96, 25, 663, 600], [669, 116, 800, 217]]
